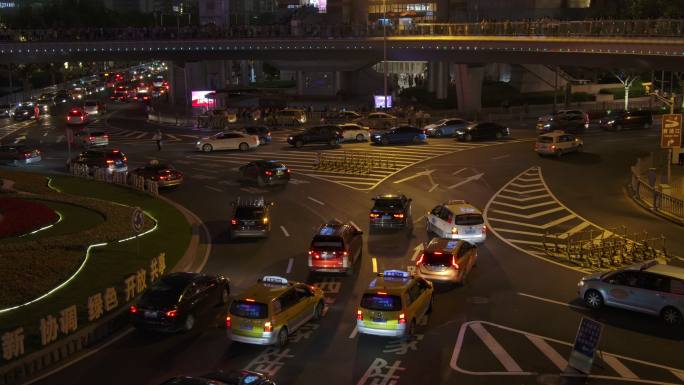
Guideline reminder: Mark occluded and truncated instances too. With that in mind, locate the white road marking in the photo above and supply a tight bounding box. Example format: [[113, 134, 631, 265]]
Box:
[[205, 186, 224, 193], [497, 193, 551, 202], [289, 178, 311, 185], [492, 154, 510, 160], [135, 132, 148, 139], [503, 187, 548, 195], [525, 334, 567, 371], [491, 206, 565, 219], [428, 184, 439, 192], [286, 257, 294, 273], [307, 196, 325, 206], [42, 132, 48, 137], [491, 200, 557, 210], [509, 182, 545, 188], [413, 214, 426, 224], [469, 322, 523, 372], [372, 257, 378, 273], [452, 167, 467, 175], [603, 355, 639, 379], [448, 173, 485, 189], [487, 214, 575, 229], [671, 370, 684, 382], [517, 292, 585, 311], [280, 225, 290, 237], [349, 326, 359, 339], [393, 169, 435, 184]]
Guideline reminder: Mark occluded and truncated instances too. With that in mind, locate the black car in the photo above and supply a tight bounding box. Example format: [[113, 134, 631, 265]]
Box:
[[455, 122, 510, 141], [239, 160, 290, 187], [0, 145, 42, 165], [130, 272, 230, 332], [369, 194, 412, 229], [371, 125, 427, 145], [13, 104, 34, 121], [308, 220, 363, 274], [161, 370, 276, 385], [68, 149, 128, 174], [599, 110, 653, 131], [242, 126, 272, 145], [128, 163, 184, 188], [537, 110, 588, 134], [287, 125, 342, 148], [54, 90, 71, 104], [230, 196, 273, 239]]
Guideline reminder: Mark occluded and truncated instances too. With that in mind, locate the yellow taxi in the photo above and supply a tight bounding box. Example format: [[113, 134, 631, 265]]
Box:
[[356, 270, 433, 337], [226, 276, 325, 347]]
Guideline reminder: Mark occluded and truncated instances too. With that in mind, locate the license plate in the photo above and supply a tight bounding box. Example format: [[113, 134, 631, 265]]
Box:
[[382, 215, 391, 220], [241, 324, 253, 330], [276, 170, 284, 176], [244, 220, 255, 226], [464, 228, 476, 234], [144, 311, 157, 319], [372, 316, 385, 323]]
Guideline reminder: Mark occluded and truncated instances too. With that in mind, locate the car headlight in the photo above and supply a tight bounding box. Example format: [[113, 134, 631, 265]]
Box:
[[455, 130, 464, 135], [607, 120, 615, 124], [196, 141, 201, 145], [543, 123, 551, 128], [578, 280, 585, 287], [288, 136, 293, 140]]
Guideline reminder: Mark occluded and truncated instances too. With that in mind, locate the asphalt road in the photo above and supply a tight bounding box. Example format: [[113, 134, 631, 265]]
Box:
[[2, 99, 683, 385]]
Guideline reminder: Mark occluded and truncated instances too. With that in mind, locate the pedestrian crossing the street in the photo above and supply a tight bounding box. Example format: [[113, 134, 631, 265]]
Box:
[[450, 320, 684, 384], [187, 139, 531, 191]]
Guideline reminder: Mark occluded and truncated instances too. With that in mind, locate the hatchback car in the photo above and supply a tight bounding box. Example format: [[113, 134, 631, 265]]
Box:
[[238, 160, 290, 187], [275, 108, 307, 125], [369, 194, 412, 229], [68, 149, 128, 174], [423, 118, 471, 137], [130, 272, 230, 332], [160, 371, 276, 385], [599, 110, 653, 131], [196, 132, 259, 152], [66, 107, 89, 126], [416, 239, 477, 285], [77, 131, 109, 148], [0, 145, 42, 165], [338, 123, 371, 142], [535, 131, 583, 157], [426, 200, 486, 243], [357, 270, 433, 337], [287, 125, 342, 148], [227, 275, 324, 347], [371, 126, 426, 145], [455, 122, 509, 141], [129, 163, 184, 188], [308, 220, 363, 274], [578, 260, 684, 325], [230, 196, 272, 239]]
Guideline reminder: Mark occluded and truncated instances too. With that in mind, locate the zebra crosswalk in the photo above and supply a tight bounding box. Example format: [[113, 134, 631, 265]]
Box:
[[186, 139, 531, 191], [81, 118, 199, 144], [0, 120, 33, 141]]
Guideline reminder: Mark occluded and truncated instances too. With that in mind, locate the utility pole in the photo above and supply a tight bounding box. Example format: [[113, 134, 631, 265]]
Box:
[[383, 0, 388, 110]]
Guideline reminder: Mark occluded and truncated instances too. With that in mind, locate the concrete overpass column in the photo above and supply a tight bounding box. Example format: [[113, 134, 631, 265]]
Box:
[[334, 71, 342, 94], [453, 64, 484, 112], [428, 61, 449, 100], [169, 62, 188, 106], [296, 70, 305, 95], [428, 61, 437, 93], [239, 60, 250, 86], [253, 61, 264, 83]]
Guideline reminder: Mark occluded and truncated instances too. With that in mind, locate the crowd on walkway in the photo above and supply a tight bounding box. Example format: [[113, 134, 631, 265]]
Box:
[[1, 18, 683, 43]]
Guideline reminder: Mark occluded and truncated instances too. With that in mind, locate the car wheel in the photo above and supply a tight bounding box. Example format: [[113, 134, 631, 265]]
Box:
[[239, 142, 249, 151], [381, 137, 389, 145], [555, 149, 563, 158], [313, 301, 324, 321], [202, 144, 213, 152], [464, 133, 473, 142], [295, 140, 304, 148], [276, 327, 289, 348], [616, 124, 623, 131], [412, 135, 421, 144], [495, 131, 503, 140], [184, 314, 195, 331], [259, 138, 266, 145], [356, 134, 365, 142], [583, 290, 603, 309], [434, 129, 442, 137], [257, 176, 265, 187], [661, 306, 682, 326], [220, 287, 230, 304]]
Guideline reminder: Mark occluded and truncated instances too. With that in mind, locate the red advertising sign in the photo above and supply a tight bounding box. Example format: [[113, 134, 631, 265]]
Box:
[[191, 90, 216, 108], [661, 114, 682, 148]]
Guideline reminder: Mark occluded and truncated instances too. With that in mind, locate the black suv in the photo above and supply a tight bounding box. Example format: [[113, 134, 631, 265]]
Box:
[[599, 110, 653, 131], [369, 194, 412, 229], [308, 220, 363, 275], [229, 196, 273, 239], [68, 149, 128, 173], [287, 125, 342, 148], [238, 160, 290, 187]]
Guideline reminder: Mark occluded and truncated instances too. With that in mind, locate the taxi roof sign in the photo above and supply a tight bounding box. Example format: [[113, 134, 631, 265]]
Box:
[[260, 276, 288, 285], [380, 270, 410, 278]]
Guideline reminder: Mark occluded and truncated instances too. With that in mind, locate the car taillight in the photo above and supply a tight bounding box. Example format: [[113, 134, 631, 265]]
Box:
[[415, 253, 424, 265], [264, 321, 273, 332], [308, 250, 320, 259], [159, 175, 168, 180], [286, 168, 291, 173], [393, 213, 404, 219], [451, 227, 458, 234], [264, 170, 273, 176], [23, 152, 31, 158], [452, 255, 460, 269], [225, 316, 232, 329], [129, 305, 138, 314], [482, 225, 487, 233], [357, 310, 363, 321], [369, 213, 380, 218], [230, 218, 237, 225], [267, 132, 272, 136], [104, 135, 109, 139], [89, 136, 94, 140], [551, 145, 556, 150], [399, 313, 406, 324], [165, 309, 177, 318], [106, 160, 114, 165], [262, 217, 269, 224]]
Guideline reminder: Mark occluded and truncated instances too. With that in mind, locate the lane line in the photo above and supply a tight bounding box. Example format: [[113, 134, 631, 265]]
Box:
[[372, 257, 378, 273], [348, 326, 358, 339], [557, 221, 592, 239], [517, 292, 585, 311], [491, 200, 557, 210], [307, 196, 325, 206], [469, 322, 523, 372], [494, 228, 546, 237], [56, 135, 64, 143], [286, 257, 294, 274], [280, 225, 290, 237], [452, 167, 467, 175], [428, 184, 439, 192], [602, 355, 639, 379], [204, 185, 224, 193], [492, 154, 510, 160], [497, 193, 551, 202], [413, 214, 426, 224], [526, 334, 568, 371], [42, 132, 48, 137], [670, 370, 684, 382], [491, 206, 565, 219]]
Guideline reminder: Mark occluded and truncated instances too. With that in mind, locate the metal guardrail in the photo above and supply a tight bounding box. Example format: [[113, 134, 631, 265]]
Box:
[[313, 151, 398, 175], [68, 163, 159, 196], [629, 167, 684, 220]]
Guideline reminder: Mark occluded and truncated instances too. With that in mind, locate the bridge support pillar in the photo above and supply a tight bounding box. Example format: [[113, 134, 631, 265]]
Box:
[[239, 61, 250, 86], [453, 64, 484, 112], [296, 71, 305, 95], [428, 61, 449, 100], [169, 62, 188, 106]]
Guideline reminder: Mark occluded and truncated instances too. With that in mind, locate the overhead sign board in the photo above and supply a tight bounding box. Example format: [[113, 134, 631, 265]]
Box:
[[661, 114, 682, 148]]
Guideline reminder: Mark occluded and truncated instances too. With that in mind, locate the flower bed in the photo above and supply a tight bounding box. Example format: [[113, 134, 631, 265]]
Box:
[[0, 197, 59, 238]]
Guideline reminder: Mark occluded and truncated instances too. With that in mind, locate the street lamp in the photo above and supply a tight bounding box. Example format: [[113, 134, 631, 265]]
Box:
[[383, 0, 388, 110]]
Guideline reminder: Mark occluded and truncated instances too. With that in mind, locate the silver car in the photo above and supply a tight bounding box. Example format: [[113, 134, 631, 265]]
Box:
[[578, 260, 684, 325], [416, 238, 477, 285]]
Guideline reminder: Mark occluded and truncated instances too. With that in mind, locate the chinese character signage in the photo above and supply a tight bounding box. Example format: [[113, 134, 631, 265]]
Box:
[[191, 90, 216, 108], [661, 114, 682, 148], [568, 317, 603, 374]]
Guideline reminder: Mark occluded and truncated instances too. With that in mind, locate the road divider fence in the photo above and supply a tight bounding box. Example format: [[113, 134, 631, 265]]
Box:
[[628, 153, 684, 225], [68, 163, 159, 196], [313, 151, 399, 175]]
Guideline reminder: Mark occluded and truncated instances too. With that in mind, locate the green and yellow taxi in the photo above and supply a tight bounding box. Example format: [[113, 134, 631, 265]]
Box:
[[356, 270, 434, 337], [226, 275, 325, 347]]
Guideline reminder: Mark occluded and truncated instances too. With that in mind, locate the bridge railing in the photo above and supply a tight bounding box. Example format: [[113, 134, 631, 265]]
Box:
[[1, 19, 684, 43]]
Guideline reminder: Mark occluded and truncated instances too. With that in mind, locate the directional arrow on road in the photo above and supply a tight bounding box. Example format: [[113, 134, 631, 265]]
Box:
[[448, 173, 485, 190], [394, 169, 435, 184]]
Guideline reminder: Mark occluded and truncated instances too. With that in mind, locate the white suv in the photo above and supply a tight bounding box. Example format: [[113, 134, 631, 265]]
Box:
[[535, 131, 583, 157], [426, 200, 486, 243]]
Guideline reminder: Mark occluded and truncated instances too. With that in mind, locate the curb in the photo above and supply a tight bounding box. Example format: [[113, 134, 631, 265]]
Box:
[[0, 195, 211, 385], [625, 184, 684, 227]]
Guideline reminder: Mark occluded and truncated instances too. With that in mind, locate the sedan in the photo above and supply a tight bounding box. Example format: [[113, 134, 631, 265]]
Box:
[[66, 107, 89, 126], [130, 272, 230, 332], [241, 126, 272, 145], [424, 118, 471, 137], [0, 104, 15, 118], [77, 131, 109, 148], [338, 123, 370, 142], [371, 126, 427, 145], [128, 163, 184, 188], [0, 145, 42, 165], [239, 160, 290, 187], [323, 110, 363, 124], [160, 371, 276, 385], [455, 122, 509, 141], [83, 100, 102, 115], [196, 132, 259, 152], [13, 104, 34, 121], [356, 112, 397, 129]]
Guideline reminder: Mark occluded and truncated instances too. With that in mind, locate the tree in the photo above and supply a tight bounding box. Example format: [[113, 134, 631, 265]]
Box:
[[613, 70, 638, 110]]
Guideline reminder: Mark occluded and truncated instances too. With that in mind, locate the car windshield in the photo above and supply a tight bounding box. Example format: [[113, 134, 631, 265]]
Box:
[[454, 214, 484, 226], [361, 294, 402, 311], [424, 252, 453, 266], [235, 207, 264, 219], [85, 102, 97, 107], [373, 199, 403, 210], [312, 236, 344, 249], [538, 136, 554, 143], [230, 300, 268, 319]]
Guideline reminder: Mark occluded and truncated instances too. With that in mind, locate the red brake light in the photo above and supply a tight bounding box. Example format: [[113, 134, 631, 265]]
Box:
[[264, 170, 273, 176], [225, 316, 232, 328], [377, 291, 387, 295], [129, 305, 138, 314], [357, 309, 363, 320], [23, 152, 31, 158], [452, 256, 460, 269], [264, 321, 273, 332], [231, 218, 237, 225], [399, 313, 406, 324], [551, 145, 556, 150], [245, 298, 255, 302], [433, 251, 443, 255], [165, 309, 177, 318], [89, 136, 94, 140], [482, 225, 487, 233], [393, 213, 404, 219], [106, 160, 114, 165]]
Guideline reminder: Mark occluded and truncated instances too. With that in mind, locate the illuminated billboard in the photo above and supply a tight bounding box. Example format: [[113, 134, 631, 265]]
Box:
[[191, 90, 216, 107], [374, 95, 392, 109], [301, 0, 326, 13]]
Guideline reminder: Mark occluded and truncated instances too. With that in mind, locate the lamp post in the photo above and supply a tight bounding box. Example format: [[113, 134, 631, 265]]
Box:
[[383, 0, 388, 110]]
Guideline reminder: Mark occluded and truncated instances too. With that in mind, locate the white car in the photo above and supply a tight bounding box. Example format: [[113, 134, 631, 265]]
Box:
[[66, 107, 89, 126], [196, 131, 259, 152], [338, 123, 370, 142], [535, 131, 583, 157], [83, 100, 100, 115], [426, 200, 486, 243]]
